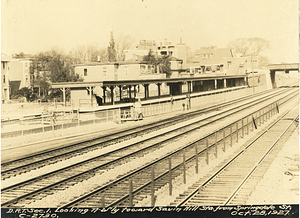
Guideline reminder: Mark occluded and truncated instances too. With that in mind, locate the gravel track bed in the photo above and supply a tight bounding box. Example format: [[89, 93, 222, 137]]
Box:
[[3, 89, 296, 207], [135, 109, 284, 207], [246, 126, 299, 204], [22, 98, 285, 208], [1, 113, 203, 189], [145, 97, 298, 207]]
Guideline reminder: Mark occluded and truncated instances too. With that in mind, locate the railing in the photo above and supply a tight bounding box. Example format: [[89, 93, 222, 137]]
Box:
[[1, 87, 250, 147]]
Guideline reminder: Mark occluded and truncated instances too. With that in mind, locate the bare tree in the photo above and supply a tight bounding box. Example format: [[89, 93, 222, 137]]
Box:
[[228, 37, 270, 57], [228, 38, 250, 56], [115, 34, 135, 61], [247, 37, 270, 56], [72, 44, 107, 63]]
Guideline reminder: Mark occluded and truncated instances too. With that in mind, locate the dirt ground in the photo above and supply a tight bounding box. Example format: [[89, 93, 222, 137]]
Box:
[[246, 127, 299, 204]]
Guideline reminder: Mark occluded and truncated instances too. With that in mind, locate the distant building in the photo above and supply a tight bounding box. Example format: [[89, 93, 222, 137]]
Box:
[[1, 53, 11, 103], [124, 38, 188, 69], [188, 47, 259, 76]]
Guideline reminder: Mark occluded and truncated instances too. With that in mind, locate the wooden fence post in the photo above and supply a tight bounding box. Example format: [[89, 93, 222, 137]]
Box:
[[151, 167, 155, 207], [169, 158, 172, 196], [129, 178, 133, 207], [215, 132, 218, 158], [195, 144, 198, 174], [183, 151, 186, 184], [206, 138, 209, 165]]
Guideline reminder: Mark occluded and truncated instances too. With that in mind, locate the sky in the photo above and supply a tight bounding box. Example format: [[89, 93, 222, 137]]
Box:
[[1, 0, 299, 63]]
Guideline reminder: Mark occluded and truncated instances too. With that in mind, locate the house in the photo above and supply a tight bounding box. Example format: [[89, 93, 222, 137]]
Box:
[[1, 53, 11, 103], [74, 58, 163, 82], [9, 58, 32, 94]]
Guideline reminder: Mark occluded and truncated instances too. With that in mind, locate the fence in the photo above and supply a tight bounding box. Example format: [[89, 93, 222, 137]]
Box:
[[102, 100, 282, 207], [1, 108, 120, 139], [2, 87, 248, 141]]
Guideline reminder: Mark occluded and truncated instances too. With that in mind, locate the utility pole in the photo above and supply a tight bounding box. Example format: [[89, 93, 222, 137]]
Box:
[[252, 54, 255, 93]]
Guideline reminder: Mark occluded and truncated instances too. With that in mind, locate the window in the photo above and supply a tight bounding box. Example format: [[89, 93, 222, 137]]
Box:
[[148, 65, 155, 73], [124, 67, 128, 75], [103, 67, 107, 76], [3, 75, 5, 83], [140, 65, 146, 74], [2, 62, 5, 69], [84, 69, 87, 76]]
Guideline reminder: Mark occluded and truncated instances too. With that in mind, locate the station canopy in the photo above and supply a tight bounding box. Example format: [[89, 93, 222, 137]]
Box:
[[51, 75, 246, 89]]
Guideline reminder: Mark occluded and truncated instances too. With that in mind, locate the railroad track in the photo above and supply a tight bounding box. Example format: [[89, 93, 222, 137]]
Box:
[[1, 88, 298, 208], [1, 88, 290, 179], [172, 104, 299, 206], [55, 90, 298, 208]]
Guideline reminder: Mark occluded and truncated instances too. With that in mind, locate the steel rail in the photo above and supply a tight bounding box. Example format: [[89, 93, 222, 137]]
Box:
[[61, 91, 298, 208], [2, 89, 297, 207], [1, 88, 289, 177], [175, 102, 299, 207]]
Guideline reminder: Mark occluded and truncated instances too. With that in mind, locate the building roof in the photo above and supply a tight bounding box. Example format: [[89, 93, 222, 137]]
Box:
[[188, 58, 228, 66], [1, 53, 11, 62], [52, 75, 247, 88], [194, 48, 233, 60], [74, 59, 148, 67], [169, 56, 183, 62], [268, 63, 299, 71]]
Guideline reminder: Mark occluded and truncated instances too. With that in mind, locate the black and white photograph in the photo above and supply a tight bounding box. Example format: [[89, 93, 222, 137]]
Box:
[[1, 0, 299, 217]]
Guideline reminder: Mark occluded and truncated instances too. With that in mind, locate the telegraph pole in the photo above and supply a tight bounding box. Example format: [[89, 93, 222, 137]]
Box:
[[252, 54, 255, 93]]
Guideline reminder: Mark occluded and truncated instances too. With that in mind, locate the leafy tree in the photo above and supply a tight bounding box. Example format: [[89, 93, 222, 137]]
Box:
[[13, 52, 26, 59], [108, 31, 117, 62], [143, 50, 171, 75], [143, 50, 158, 66], [30, 52, 51, 96], [11, 87, 37, 102], [157, 55, 171, 75], [30, 50, 80, 99]]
